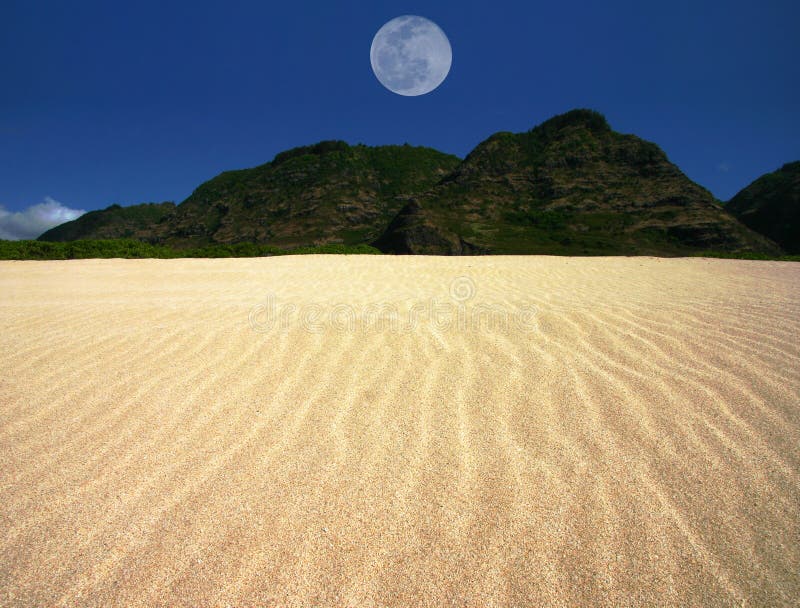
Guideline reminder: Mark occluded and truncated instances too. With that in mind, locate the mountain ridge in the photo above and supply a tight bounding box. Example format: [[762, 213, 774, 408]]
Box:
[[38, 109, 785, 256]]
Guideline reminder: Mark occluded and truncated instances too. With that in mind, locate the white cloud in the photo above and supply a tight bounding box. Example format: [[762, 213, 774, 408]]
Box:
[[0, 197, 86, 240]]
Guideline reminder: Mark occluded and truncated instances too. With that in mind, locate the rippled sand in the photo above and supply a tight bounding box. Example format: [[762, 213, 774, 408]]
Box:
[[1, 256, 799, 606]]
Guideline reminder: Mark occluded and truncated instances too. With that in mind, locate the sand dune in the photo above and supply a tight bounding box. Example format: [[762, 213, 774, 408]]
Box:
[[1, 256, 798, 606]]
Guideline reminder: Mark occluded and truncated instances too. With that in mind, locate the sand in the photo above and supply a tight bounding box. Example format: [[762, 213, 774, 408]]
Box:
[[0, 255, 798, 607]]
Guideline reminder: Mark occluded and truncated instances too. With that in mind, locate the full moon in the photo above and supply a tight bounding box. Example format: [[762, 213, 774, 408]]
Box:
[[370, 16, 452, 97]]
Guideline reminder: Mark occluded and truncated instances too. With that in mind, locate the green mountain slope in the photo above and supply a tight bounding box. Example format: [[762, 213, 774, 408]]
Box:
[[153, 141, 461, 248], [727, 161, 800, 254], [38, 141, 460, 248], [374, 110, 781, 255], [38, 202, 176, 242], [37, 112, 784, 257]]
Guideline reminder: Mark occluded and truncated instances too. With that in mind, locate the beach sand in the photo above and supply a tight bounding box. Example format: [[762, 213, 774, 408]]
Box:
[[1, 256, 798, 606]]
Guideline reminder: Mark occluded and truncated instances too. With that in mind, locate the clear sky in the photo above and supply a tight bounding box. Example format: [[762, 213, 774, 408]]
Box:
[[1, 0, 798, 237]]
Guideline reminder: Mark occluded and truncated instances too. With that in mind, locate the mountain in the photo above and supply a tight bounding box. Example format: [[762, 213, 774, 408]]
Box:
[[39, 142, 459, 248], [374, 110, 781, 255], [727, 161, 800, 254], [38, 111, 783, 257], [153, 141, 460, 248], [38, 202, 176, 242]]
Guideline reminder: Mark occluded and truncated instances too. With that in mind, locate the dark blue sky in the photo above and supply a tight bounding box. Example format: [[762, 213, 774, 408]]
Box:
[[1, 0, 798, 224]]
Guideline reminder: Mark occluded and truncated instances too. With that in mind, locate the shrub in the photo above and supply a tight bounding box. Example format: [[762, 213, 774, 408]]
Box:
[[0, 239, 382, 260]]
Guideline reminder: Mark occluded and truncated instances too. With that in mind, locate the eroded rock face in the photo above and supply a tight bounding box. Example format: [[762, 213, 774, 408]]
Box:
[[371, 201, 479, 255], [727, 161, 800, 254]]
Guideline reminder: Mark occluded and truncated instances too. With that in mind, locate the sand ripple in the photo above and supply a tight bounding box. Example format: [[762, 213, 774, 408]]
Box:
[[1, 256, 798, 606]]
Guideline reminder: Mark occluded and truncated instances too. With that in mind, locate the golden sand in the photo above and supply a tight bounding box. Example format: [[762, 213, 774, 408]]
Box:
[[1, 256, 798, 606]]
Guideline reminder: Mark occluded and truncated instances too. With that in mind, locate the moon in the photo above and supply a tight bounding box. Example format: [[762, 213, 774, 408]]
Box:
[[370, 16, 452, 97]]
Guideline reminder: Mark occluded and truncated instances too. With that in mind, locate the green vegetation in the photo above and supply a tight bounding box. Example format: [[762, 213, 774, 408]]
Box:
[[28, 111, 794, 258], [503, 209, 570, 229], [38, 202, 176, 242], [10, 239, 789, 262], [692, 250, 800, 262], [124, 141, 461, 250], [377, 109, 783, 255], [271, 140, 351, 166], [0, 239, 381, 260], [726, 161, 800, 254]]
